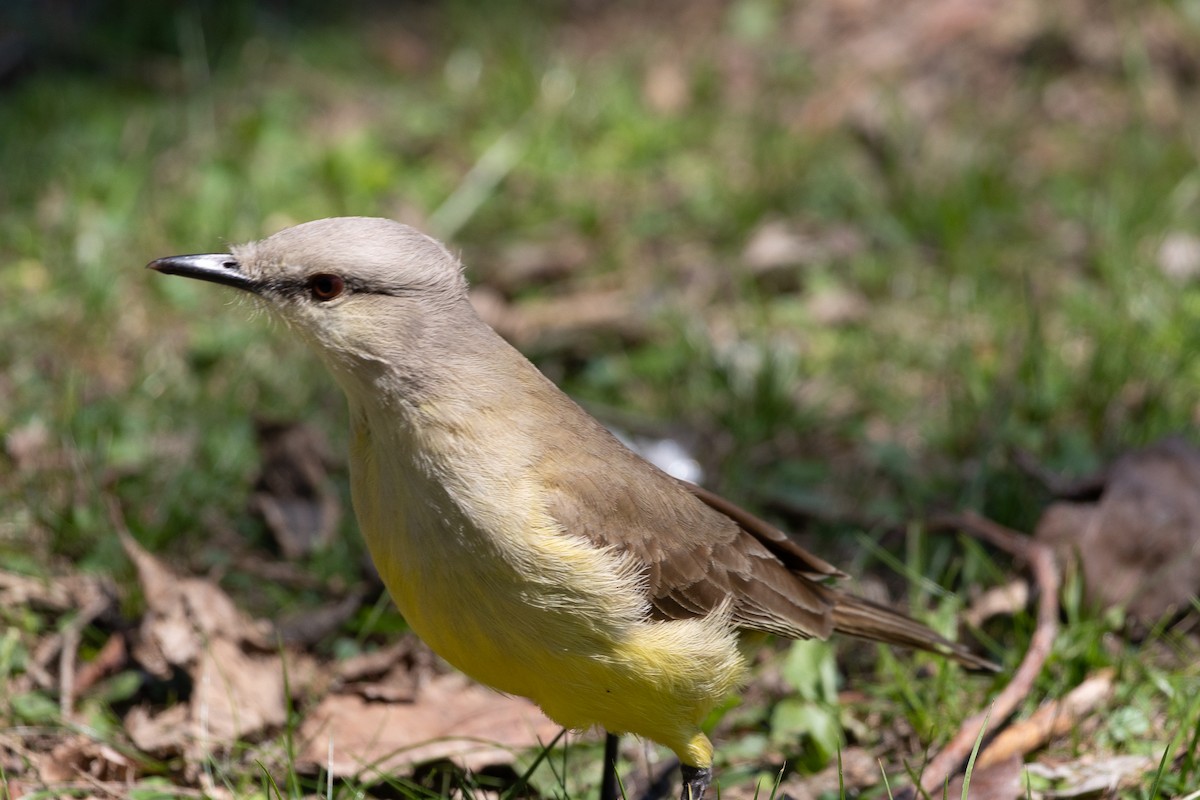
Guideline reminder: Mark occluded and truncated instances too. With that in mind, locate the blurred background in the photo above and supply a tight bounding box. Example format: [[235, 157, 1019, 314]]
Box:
[[2, 1, 1200, 797]]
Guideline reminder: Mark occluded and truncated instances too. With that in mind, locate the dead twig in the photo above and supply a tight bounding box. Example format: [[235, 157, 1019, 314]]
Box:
[[72, 632, 129, 698], [976, 668, 1114, 769], [27, 633, 60, 691], [916, 510, 1060, 795], [59, 593, 115, 720]]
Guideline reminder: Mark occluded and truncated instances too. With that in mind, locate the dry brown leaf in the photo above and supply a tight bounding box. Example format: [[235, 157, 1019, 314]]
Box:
[[122, 531, 271, 678], [1024, 754, 1157, 797], [119, 531, 288, 763], [36, 736, 139, 784], [945, 756, 1023, 800], [964, 579, 1030, 628], [276, 590, 367, 647], [123, 642, 290, 762], [193, 638, 288, 747], [249, 421, 340, 560], [334, 641, 418, 683], [1035, 437, 1200, 625], [0, 780, 29, 799], [773, 747, 878, 799], [332, 639, 428, 703], [297, 672, 562, 777], [0, 571, 69, 611], [742, 220, 818, 274], [124, 703, 190, 756], [0, 571, 107, 615], [977, 670, 1114, 769]]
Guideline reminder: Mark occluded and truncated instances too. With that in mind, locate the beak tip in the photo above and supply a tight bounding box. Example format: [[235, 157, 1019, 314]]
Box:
[[145, 253, 257, 292]]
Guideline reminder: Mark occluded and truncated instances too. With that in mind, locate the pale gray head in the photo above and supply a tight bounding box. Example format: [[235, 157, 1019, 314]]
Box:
[[147, 217, 473, 383]]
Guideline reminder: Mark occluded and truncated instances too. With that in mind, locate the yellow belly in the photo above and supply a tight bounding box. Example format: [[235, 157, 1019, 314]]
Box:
[[376, 551, 745, 764], [346, 408, 745, 763]]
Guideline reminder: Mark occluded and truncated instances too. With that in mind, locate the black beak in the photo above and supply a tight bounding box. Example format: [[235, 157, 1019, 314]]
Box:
[[146, 253, 259, 293]]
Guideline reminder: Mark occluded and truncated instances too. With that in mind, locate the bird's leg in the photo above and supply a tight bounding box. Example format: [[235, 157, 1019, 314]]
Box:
[[679, 764, 712, 800], [601, 732, 621, 800]]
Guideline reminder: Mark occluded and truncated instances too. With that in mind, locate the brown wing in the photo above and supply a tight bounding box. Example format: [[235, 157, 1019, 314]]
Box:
[[525, 372, 996, 669], [537, 414, 837, 640], [684, 483, 846, 581]]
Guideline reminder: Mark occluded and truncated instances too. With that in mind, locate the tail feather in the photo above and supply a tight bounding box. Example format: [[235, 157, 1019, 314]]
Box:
[[829, 590, 999, 672]]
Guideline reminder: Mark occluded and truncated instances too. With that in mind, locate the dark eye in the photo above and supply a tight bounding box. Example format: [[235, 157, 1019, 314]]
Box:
[[308, 273, 345, 302]]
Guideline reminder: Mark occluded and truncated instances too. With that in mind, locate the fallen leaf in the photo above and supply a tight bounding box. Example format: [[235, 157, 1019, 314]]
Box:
[[334, 640, 420, 683], [945, 756, 1023, 800], [192, 638, 287, 747], [123, 643, 291, 762], [774, 747, 878, 799], [964, 579, 1030, 628], [1024, 754, 1157, 797], [122, 531, 272, 678], [119, 532, 287, 763], [276, 589, 367, 647], [297, 672, 562, 776], [1034, 437, 1200, 626], [742, 220, 820, 274], [37, 736, 139, 784], [337, 640, 425, 703], [249, 420, 340, 560], [125, 703, 190, 756], [0, 571, 108, 615], [977, 670, 1114, 769]]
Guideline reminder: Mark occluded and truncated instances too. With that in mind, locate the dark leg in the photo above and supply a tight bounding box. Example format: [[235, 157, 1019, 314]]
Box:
[[601, 732, 621, 800], [679, 765, 712, 800]]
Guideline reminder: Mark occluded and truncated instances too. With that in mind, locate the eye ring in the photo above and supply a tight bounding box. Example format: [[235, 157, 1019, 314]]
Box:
[[308, 273, 345, 302]]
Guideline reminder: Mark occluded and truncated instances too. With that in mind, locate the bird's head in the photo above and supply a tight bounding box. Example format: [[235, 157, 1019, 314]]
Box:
[[148, 217, 470, 387]]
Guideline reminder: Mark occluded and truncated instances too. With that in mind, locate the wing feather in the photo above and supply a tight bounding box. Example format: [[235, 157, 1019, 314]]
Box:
[[528, 389, 995, 669], [538, 423, 836, 639]]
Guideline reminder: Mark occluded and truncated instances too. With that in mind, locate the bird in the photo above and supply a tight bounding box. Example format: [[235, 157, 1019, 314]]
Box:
[[147, 217, 996, 800]]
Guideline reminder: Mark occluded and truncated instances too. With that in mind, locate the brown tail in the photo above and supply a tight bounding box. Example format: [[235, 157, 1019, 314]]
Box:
[[830, 590, 999, 672]]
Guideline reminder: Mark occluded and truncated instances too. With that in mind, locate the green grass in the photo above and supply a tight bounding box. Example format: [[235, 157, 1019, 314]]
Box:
[[3, 0, 1200, 797]]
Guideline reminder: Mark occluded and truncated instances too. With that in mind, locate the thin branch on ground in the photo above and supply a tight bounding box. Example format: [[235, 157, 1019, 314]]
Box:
[[976, 668, 1114, 768], [915, 510, 1060, 794], [58, 593, 114, 719]]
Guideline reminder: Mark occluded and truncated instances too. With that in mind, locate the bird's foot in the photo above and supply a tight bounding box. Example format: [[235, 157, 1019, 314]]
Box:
[[680, 765, 712, 800]]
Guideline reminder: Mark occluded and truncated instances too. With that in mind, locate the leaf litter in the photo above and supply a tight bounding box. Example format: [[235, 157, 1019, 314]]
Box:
[[6, 395, 1197, 797], [1034, 437, 1200, 629], [1, 521, 561, 797], [5, 392, 1198, 795]]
